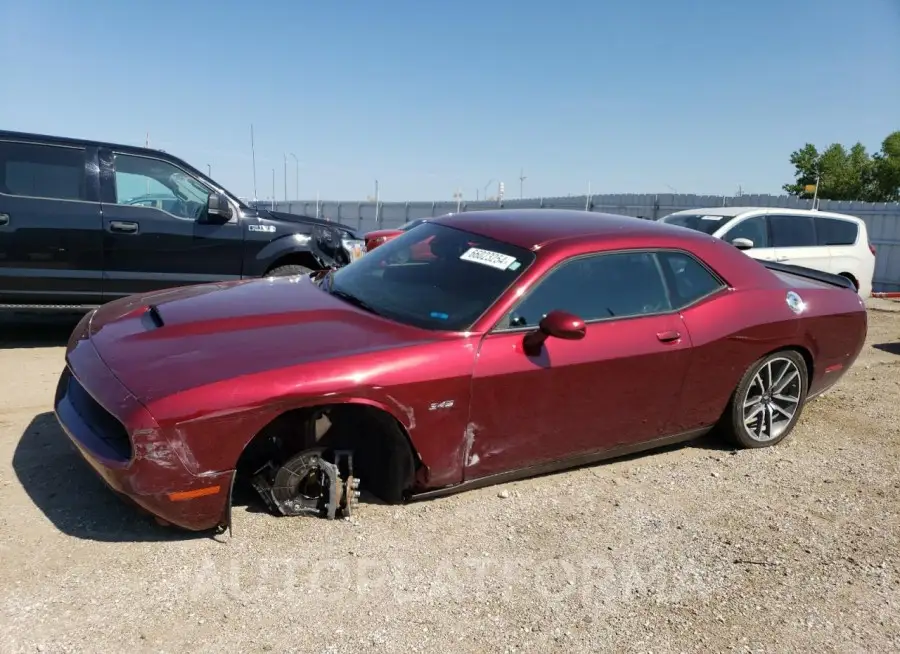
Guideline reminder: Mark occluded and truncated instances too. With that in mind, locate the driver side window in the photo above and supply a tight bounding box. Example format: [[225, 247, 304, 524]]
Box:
[[498, 251, 673, 329], [113, 153, 209, 221]]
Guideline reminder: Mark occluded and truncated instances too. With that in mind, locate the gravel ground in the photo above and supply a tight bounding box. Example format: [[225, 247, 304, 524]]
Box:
[[1, 301, 899, 653]]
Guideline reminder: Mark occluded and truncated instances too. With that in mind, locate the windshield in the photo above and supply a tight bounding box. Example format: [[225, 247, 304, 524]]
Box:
[[660, 213, 734, 235], [325, 222, 535, 331]]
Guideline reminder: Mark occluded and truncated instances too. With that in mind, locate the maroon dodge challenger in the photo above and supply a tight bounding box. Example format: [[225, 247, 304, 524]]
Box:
[[53, 209, 867, 532]]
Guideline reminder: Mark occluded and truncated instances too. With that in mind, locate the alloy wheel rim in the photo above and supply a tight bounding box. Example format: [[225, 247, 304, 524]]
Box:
[[742, 357, 802, 442]]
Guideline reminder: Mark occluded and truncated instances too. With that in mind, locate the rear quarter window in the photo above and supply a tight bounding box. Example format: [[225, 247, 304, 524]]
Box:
[[815, 217, 858, 246]]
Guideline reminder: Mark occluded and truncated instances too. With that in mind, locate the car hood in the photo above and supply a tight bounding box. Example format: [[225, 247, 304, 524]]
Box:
[[259, 210, 361, 239], [86, 277, 435, 404]]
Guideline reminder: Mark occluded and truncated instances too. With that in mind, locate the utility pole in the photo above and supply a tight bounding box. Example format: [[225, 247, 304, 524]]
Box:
[[518, 168, 527, 199], [290, 153, 299, 200], [250, 124, 258, 201]]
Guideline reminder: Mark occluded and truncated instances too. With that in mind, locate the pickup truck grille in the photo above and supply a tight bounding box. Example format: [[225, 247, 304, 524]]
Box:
[[60, 368, 133, 460]]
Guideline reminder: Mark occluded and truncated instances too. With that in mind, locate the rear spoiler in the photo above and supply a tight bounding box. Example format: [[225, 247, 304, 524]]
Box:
[[762, 261, 856, 290]]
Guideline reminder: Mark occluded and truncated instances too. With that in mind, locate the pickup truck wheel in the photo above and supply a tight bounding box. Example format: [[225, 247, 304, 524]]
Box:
[[723, 350, 808, 449], [266, 264, 314, 277]]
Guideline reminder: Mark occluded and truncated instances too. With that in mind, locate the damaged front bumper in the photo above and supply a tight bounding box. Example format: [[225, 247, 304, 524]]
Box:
[[53, 337, 234, 532]]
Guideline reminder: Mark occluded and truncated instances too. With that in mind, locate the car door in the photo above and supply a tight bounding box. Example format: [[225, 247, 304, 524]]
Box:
[[0, 139, 104, 305], [98, 149, 243, 300], [465, 250, 694, 480], [717, 214, 776, 262], [768, 213, 829, 271]]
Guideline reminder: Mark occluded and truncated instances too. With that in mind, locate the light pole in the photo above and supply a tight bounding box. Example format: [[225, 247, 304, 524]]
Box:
[[207, 163, 211, 177], [283, 154, 288, 202], [271, 168, 275, 209], [290, 153, 299, 200], [374, 179, 380, 224]]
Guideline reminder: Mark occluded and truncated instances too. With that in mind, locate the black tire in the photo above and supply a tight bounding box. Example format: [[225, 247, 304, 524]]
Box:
[[722, 349, 808, 449], [839, 273, 859, 291], [266, 264, 314, 277]]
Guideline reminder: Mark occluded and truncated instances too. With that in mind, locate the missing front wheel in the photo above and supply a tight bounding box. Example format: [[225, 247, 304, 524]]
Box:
[[251, 448, 361, 520]]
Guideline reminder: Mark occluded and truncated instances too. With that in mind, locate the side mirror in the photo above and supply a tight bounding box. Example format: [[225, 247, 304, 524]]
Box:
[[205, 192, 233, 222], [731, 237, 754, 251], [522, 310, 586, 354]]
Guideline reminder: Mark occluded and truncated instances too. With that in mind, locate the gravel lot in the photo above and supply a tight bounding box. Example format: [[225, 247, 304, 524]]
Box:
[[1, 301, 899, 653]]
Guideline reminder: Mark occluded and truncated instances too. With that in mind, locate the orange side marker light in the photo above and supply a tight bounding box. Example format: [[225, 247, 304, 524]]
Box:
[[167, 486, 221, 502]]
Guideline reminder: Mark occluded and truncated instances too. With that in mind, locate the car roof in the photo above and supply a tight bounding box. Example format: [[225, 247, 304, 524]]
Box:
[[665, 206, 863, 222], [0, 129, 178, 160], [430, 209, 710, 250]]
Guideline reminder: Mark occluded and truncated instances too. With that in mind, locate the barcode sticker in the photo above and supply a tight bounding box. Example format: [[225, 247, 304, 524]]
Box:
[[459, 247, 518, 270]]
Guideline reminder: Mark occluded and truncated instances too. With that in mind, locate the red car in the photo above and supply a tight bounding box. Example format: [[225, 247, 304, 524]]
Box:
[[364, 218, 427, 252], [53, 209, 867, 532]]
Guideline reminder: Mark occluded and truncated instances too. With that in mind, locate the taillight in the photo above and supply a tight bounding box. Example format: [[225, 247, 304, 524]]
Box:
[[869, 243, 877, 256]]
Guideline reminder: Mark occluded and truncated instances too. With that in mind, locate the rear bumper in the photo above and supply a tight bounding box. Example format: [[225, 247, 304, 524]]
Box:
[[53, 336, 232, 531]]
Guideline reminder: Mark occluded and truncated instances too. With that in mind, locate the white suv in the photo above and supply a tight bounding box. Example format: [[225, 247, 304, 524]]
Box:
[[659, 207, 876, 297]]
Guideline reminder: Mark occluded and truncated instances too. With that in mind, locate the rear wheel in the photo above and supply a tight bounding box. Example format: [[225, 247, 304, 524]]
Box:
[[839, 272, 859, 291], [266, 264, 314, 277], [723, 350, 808, 448]]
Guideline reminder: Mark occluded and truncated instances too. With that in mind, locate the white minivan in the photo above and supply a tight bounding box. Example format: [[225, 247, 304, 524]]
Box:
[[659, 207, 876, 298]]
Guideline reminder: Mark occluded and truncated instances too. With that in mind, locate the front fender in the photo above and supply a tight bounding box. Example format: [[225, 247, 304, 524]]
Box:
[[246, 233, 330, 276]]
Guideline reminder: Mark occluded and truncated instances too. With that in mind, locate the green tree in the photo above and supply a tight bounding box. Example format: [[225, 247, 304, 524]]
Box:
[[872, 131, 900, 202], [783, 133, 900, 202], [783, 141, 878, 201]]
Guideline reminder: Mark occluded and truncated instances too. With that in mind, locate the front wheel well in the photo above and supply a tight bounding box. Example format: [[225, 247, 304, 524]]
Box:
[[264, 251, 324, 275], [236, 403, 419, 505]]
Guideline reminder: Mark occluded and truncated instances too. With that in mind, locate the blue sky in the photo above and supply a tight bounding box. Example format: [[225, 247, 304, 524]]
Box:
[[1, 0, 898, 202]]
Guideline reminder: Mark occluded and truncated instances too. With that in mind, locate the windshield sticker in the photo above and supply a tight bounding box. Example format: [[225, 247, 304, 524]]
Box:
[[459, 247, 518, 271], [700, 215, 725, 221], [508, 261, 522, 271], [430, 311, 449, 320]]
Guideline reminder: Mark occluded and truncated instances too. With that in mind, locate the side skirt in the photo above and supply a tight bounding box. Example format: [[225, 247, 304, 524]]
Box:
[[409, 426, 712, 502]]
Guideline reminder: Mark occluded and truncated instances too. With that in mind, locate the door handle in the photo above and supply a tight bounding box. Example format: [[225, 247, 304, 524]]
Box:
[[0, 213, 9, 226], [656, 330, 681, 343], [109, 220, 139, 234], [775, 256, 788, 262]]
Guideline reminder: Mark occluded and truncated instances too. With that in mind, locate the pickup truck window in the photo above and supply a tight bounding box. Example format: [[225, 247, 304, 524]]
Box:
[[0, 141, 86, 201], [113, 153, 210, 221]]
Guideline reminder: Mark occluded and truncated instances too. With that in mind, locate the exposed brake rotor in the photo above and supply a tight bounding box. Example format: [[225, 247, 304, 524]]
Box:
[[252, 448, 361, 520]]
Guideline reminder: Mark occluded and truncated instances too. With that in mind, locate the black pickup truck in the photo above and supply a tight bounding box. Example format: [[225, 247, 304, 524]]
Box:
[[0, 130, 365, 311]]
